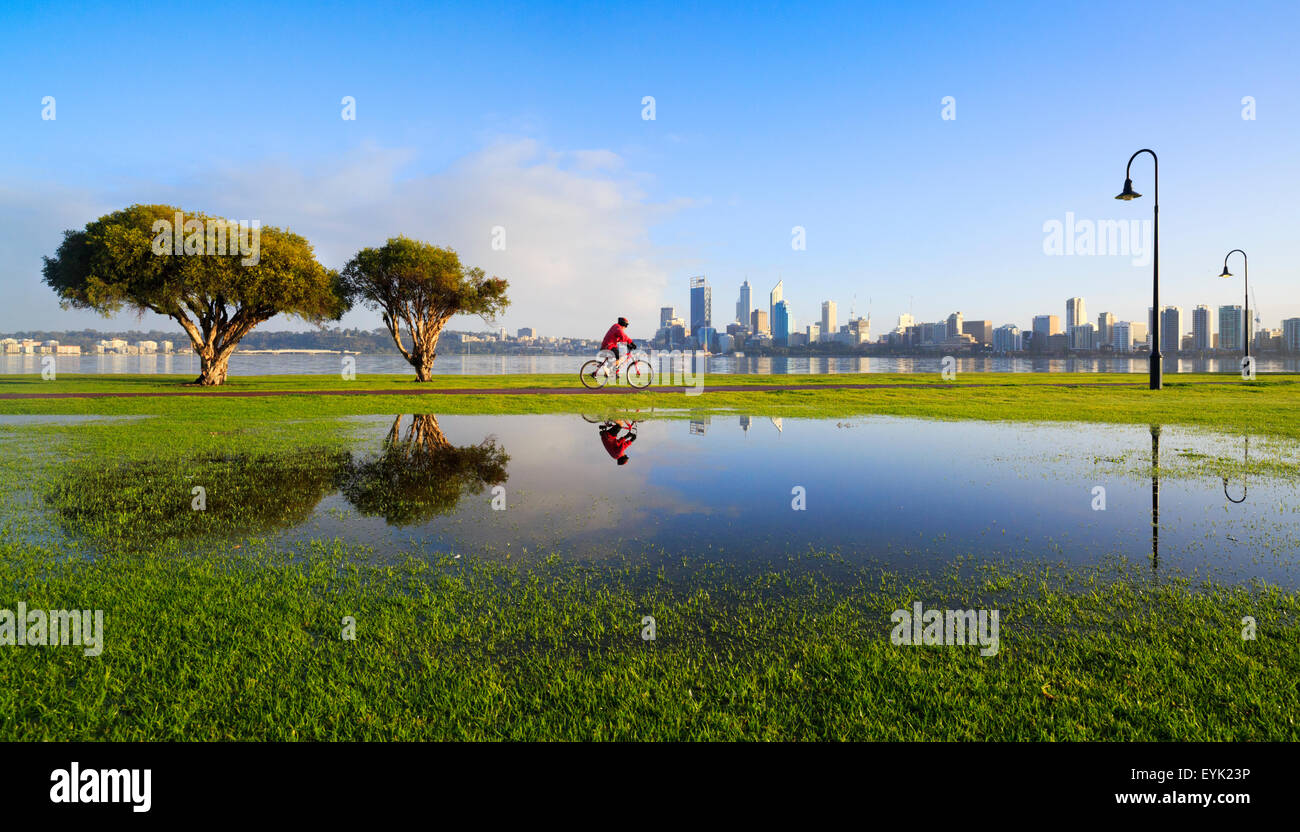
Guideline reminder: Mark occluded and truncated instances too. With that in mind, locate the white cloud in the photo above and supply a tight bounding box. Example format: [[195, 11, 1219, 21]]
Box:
[[0, 139, 681, 338]]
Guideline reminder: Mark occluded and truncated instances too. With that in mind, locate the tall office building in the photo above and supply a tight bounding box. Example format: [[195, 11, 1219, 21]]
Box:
[[1192, 305, 1214, 350], [822, 300, 837, 338], [1071, 322, 1096, 351], [896, 312, 915, 333], [946, 311, 963, 339], [993, 324, 1022, 353], [772, 300, 791, 345], [1033, 314, 1061, 340], [660, 306, 675, 328], [736, 281, 752, 326], [750, 309, 769, 335], [689, 276, 711, 333], [769, 280, 783, 331], [962, 319, 992, 346], [1160, 306, 1183, 353], [1218, 305, 1243, 352], [806, 323, 821, 343], [1112, 321, 1133, 353], [1283, 318, 1300, 352], [1096, 312, 1115, 348], [1066, 297, 1086, 332]]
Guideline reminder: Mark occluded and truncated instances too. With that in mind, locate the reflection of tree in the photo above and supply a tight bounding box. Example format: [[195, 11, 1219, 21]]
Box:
[[338, 414, 509, 525], [47, 448, 348, 546]]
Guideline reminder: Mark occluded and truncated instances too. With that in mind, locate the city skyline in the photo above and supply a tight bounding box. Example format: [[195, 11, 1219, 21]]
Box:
[[3, 1, 1299, 337]]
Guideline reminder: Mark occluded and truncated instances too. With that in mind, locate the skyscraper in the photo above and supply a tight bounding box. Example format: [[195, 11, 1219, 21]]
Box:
[[1112, 321, 1133, 353], [768, 280, 783, 330], [1097, 312, 1114, 348], [993, 324, 1022, 353], [1218, 305, 1243, 353], [736, 281, 751, 326], [772, 300, 791, 345], [750, 309, 769, 335], [1161, 307, 1183, 354], [660, 307, 675, 328], [1283, 318, 1300, 353], [689, 276, 711, 333], [946, 311, 963, 339], [962, 319, 991, 346], [1032, 315, 1060, 340], [1066, 297, 1086, 332], [1192, 305, 1214, 350], [821, 301, 837, 339]]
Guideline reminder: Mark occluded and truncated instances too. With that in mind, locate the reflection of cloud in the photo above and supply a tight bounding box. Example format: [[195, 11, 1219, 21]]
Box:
[[0, 140, 682, 334]]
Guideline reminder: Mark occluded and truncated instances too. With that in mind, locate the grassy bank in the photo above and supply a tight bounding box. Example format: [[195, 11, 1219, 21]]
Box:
[[1, 540, 1296, 741], [3, 372, 1300, 440]]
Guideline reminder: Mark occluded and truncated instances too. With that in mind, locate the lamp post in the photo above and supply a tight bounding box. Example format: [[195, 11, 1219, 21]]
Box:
[[1219, 249, 1249, 362], [1116, 149, 1160, 390]]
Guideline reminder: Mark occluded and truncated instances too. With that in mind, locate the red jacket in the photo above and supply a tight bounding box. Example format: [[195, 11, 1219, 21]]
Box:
[[600, 323, 634, 352], [601, 430, 635, 460]]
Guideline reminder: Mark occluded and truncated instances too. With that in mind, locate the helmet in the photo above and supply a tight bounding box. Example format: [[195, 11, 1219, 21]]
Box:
[[617, 317, 629, 328]]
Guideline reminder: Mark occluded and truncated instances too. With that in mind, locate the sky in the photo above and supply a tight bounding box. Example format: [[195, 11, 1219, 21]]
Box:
[[1, 0, 1297, 339]]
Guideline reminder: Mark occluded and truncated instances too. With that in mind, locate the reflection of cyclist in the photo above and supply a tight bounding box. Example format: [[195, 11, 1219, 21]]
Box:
[[598, 420, 637, 465]]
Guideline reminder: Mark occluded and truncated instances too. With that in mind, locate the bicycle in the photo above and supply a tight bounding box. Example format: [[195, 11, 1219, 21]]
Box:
[[579, 350, 653, 389]]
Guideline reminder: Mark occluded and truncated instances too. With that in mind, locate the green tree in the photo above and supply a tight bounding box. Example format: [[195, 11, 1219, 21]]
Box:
[[42, 204, 346, 385], [341, 237, 508, 381]]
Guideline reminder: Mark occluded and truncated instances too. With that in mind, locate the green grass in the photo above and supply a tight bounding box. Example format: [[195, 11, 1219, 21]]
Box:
[[4, 372, 1300, 440], [1, 540, 1296, 741], [2, 374, 1298, 740]]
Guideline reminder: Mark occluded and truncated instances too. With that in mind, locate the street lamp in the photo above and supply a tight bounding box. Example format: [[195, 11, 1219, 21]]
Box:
[[1219, 249, 1249, 362], [1116, 149, 1160, 390]]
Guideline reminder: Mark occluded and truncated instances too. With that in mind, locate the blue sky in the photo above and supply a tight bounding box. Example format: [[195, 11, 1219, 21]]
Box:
[[1, 0, 1296, 338]]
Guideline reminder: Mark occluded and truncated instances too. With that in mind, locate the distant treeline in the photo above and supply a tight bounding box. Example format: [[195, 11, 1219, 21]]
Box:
[[0, 327, 590, 355]]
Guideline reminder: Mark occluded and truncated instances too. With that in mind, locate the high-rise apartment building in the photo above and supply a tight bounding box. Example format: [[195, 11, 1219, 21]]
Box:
[[992, 324, 1022, 353], [1283, 318, 1300, 353], [1218, 305, 1243, 353], [1096, 312, 1114, 348], [1192, 305, 1214, 350], [1160, 306, 1183, 354], [1066, 297, 1086, 332]]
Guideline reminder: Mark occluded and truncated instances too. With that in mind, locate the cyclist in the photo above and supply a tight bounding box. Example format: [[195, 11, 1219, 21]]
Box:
[[592, 317, 637, 379], [598, 419, 637, 465]]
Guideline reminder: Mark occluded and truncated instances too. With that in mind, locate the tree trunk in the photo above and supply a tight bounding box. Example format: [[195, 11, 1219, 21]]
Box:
[[413, 350, 435, 382], [195, 350, 230, 386]]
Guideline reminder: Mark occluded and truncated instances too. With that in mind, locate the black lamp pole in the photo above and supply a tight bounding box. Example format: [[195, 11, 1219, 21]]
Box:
[[1219, 249, 1249, 361], [1116, 149, 1160, 390]]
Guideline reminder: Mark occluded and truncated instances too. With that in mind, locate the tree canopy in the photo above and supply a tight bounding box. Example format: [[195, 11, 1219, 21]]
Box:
[[341, 237, 508, 381], [42, 204, 346, 384]]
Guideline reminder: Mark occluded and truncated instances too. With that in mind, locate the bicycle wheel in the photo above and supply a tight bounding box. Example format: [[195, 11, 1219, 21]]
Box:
[[580, 359, 609, 389], [625, 359, 653, 389]]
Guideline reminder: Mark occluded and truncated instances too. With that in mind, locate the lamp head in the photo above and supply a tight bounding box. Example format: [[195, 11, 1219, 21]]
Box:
[[1115, 178, 1141, 200], [1219, 266, 1233, 279]]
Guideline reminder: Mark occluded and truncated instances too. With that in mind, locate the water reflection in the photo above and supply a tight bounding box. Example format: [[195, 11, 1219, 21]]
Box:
[[29, 413, 1300, 587], [1224, 436, 1249, 504], [338, 414, 509, 525], [594, 419, 639, 465], [1150, 425, 1159, 574]]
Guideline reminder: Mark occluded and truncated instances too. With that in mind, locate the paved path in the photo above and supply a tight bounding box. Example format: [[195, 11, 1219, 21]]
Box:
[[0, 380, 1203, 400]]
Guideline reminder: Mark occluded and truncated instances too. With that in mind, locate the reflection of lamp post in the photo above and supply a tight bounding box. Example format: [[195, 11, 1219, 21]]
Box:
[[1223, 435, 1248, 504], [1150, 424, 1161, 573], [1116, 149, 1161, 390], [1218, 249, 1249, 362]]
